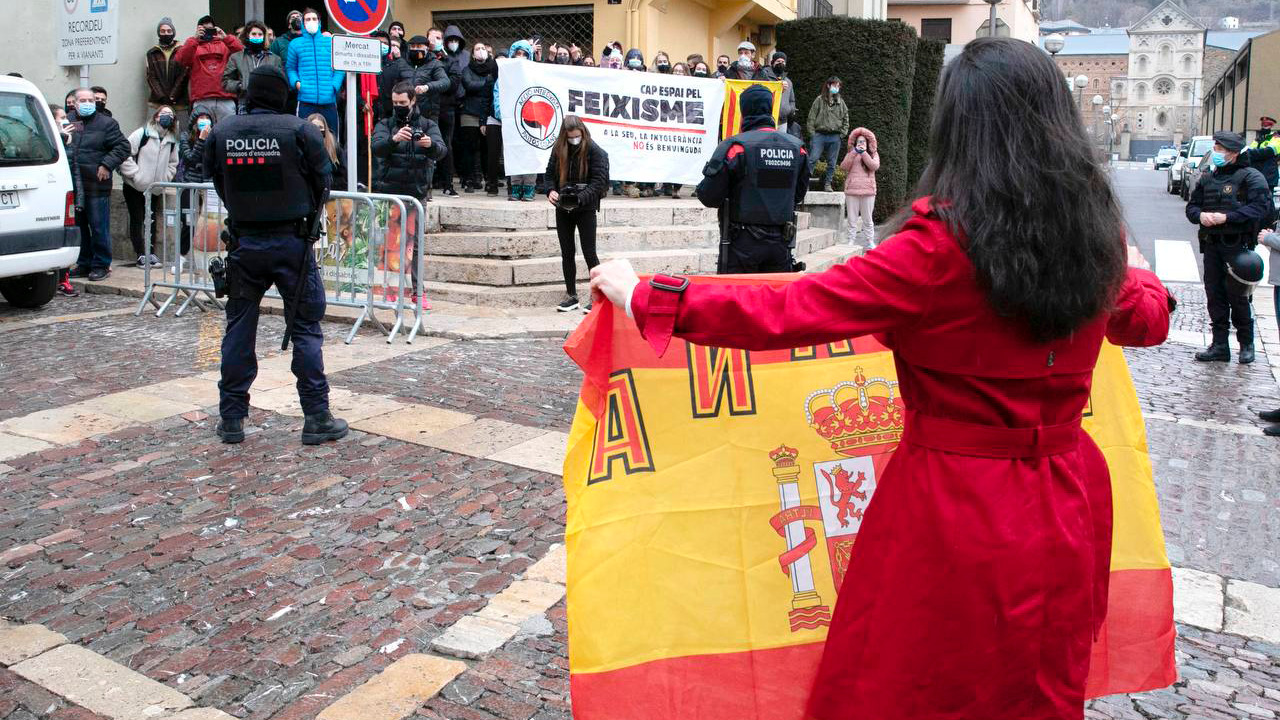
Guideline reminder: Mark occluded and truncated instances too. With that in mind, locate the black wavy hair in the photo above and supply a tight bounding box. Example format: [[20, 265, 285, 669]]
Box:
[[908, 37, 1127, 343]]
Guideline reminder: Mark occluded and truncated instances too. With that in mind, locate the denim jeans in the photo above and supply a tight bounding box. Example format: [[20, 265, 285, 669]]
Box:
[[809, 132, 842, 186], [298, 102, 339, 133], [76, 194, 113, 271]]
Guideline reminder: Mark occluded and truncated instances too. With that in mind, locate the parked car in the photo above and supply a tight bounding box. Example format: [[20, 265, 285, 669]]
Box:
[[1179, 135, 1215, 201], [1154, 147, 1178, 170], [0, 76, 77, 309], [1167, 152, 1187, 194]]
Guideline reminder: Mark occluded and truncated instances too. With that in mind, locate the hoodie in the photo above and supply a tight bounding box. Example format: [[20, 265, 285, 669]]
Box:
[[494, 41, 533, 122], [839, 127, 880, 196], [441, 24, 471, 107], [624, 49, 646, 71]]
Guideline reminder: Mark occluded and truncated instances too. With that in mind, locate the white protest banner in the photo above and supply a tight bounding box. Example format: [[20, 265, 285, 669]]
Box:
[[497, 58, 725, 185], [56, 0, 119, 66]]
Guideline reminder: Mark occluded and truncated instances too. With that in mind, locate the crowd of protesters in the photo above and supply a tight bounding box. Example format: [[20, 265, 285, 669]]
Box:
[[42, 8, 880, 301]]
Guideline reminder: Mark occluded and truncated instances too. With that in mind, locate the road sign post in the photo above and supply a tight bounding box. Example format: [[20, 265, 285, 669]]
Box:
[[332, 34, 383, 194]]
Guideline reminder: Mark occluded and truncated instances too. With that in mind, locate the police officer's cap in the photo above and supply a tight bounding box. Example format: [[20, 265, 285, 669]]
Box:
[[1213, 131, 1246, 152], [1261, 115, 1277, 124], [246, 65, 289, 113], [740, 85, 773, 117]]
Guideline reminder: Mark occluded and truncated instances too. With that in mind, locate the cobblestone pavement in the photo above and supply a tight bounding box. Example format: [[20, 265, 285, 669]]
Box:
[[2, 252, 1280, 720]]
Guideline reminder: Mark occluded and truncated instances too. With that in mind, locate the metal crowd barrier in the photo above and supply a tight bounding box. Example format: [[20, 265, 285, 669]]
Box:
[[135, 183, 429, 344]]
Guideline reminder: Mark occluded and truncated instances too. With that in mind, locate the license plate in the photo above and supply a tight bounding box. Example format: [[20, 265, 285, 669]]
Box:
[[0, 191, 18, 210]]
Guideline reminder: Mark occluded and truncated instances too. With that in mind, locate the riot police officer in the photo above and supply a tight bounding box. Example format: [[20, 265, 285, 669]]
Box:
[[1186, 130, 1274, 365], [697, 84, 810, 274], [204, 65, 349, 444]]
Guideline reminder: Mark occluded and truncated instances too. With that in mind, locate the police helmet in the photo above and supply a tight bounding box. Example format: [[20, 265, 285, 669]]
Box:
[[1224, 247, 1264, 297]]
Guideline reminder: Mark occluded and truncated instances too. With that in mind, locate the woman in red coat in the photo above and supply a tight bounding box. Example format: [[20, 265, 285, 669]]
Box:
[[590, 38, 1174, 720]]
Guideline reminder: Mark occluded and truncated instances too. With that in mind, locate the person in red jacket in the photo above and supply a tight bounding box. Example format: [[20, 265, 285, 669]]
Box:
[[591, 37, 1175, 720], [175, 15, 243, 123]]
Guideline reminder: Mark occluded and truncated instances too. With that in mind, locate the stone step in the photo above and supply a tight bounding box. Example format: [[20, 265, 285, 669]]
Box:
[[432, 197, 811, 232], [421, 239, 860, 307], [423, 228, 840, 287], [426, 225, 717, 259]]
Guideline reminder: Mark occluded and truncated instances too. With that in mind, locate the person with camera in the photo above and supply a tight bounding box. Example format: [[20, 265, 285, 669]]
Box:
[[175, 16, 243, 124], [1186, 130, 1274, 364], [204, 65, 347, 446], [698, 84, 810, 274], [544, 115, 610, 312], [372, 82, 446, 309]]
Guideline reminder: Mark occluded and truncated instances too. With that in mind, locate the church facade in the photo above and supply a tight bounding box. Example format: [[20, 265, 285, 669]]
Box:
[[1117, 0, 1206, 147]]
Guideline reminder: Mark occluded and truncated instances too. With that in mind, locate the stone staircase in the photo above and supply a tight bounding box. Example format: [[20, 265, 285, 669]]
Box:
[[421, 197, 860, 307]]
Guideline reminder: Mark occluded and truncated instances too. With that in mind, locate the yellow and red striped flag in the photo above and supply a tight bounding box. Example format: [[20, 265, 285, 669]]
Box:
[[720, 79, 783, 137], [561, 275, 1176, 719]]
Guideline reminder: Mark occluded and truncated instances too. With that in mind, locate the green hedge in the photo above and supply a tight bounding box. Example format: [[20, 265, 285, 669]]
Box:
[[778, 17, 919, 222], [907, 39, 945, 190]]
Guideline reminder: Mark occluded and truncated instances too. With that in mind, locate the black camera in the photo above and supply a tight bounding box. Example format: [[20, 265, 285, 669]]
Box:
[[209, 256, 228, 298], [557, 183, 589, 212]]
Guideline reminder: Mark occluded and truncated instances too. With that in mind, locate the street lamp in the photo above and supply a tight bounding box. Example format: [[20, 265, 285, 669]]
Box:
[[1106, 113, 1119, 159], [1092, 94, 1104, 144], [1074, 74, 1088, 115], [1044, 33, 1065, 56]]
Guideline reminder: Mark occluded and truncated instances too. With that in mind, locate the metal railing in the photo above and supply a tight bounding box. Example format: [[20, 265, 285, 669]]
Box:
[[135, 183, 430, 345]]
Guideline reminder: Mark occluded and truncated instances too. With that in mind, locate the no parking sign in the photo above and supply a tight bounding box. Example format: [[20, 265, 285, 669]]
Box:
[[325, 0, 389, 36]]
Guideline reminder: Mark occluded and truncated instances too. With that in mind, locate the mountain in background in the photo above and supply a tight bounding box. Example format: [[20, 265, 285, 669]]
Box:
[[1040, 0, 1279, 29]]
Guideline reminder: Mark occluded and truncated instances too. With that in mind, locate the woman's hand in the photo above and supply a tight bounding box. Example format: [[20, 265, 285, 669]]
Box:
[[548, 190, 559, 206], [1126, 244, 1150, 270], [589, 259, 641, 311]]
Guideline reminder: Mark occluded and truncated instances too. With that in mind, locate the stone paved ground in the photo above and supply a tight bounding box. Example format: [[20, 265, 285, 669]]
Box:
[[0, 666, 111, 720], [2, 266, 1280, 720]]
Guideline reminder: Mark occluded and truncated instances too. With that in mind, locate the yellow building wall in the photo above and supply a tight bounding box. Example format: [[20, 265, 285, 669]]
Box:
[[1251, 33, 1280, 130], [398, 0, 788, 64]]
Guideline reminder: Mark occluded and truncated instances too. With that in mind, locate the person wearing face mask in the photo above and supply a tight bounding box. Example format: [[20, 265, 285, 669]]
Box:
[[543, 116, 610, 313], [458, 43, 495, 193], [146, 18, 189, 125], [1186, 131, 1274, 364], [66, 87, 130, 283], [691, 61, 711, 78], [714, 54, 731, 78], [435, 25, 470, 197], [120, 107, 179, 268], [286, 9, 345, 132], [270, 10, 303, 59], [622, 49, 655, 198], [1244, 115, 1280, 193], [224, 21, 284, 114], [600, 46, 622, 70], [724, 41, 763, 81], [90, 86, 112, 118], [582, 56, 597, 68], [761, 51, 796, 135], [807, 76, 849, 191], [176, 15, 243, 123], [651, 51, 672, 74], [383, 35, 451, 130], [372, 82, 446, 307]]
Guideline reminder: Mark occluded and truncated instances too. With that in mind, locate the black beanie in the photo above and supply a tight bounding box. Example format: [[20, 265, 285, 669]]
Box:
[[246, 65, 289, 113], [740, 84, 773, 118]]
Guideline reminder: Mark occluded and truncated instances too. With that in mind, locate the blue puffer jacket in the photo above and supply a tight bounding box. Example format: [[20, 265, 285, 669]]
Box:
[[493, 40, 533, 122], [286, 30, 344, 105]]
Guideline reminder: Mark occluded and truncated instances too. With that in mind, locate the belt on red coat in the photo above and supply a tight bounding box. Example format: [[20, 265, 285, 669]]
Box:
[[902, 409, 1083, 459]]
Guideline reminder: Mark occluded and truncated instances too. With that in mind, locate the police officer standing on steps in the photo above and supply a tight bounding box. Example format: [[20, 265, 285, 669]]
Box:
[[205, 65, 349, 445], [1186, 130, 1274, 365], [698, 84, 810, 274]]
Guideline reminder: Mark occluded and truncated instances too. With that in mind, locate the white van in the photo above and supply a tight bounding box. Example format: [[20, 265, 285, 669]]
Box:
[[0, 75, 78, 308]]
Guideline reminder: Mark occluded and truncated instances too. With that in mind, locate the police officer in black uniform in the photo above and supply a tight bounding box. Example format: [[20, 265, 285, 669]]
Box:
[[1186, 130, 1274, 365], [204, 65, 349, 445], [697, 84, 810, 274]]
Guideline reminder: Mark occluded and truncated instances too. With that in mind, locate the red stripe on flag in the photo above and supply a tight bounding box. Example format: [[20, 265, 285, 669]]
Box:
[[1084, 567, 1177, 698]]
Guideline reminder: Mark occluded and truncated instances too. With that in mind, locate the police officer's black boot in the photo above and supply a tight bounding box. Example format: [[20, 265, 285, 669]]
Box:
[[1194, 332, 1231, 362], [301, 411, 349, 445], [1238, 343, 1256, 364], [216, 417, 245, 444]]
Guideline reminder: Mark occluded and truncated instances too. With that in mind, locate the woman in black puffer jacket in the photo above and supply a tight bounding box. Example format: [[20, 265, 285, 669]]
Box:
[[543, 115, 610, 312], [175, 111, 215, 258], [457, 44, 495, 192]]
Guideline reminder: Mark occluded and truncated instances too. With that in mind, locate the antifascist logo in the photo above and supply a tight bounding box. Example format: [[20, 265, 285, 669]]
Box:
[[515, 87, 562, 150]]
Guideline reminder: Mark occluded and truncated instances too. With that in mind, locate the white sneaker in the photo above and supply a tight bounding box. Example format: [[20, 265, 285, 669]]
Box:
[[147, 254, 161, 267], [135, 255, 147, 267]]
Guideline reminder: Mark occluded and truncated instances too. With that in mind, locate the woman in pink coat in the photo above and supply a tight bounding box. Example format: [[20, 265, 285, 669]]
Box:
[[839, 127, 880, 247]]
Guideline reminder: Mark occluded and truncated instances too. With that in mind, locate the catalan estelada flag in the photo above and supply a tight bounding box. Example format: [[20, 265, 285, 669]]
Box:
[[561, 275, 1177, 719], [721, 79, 783, 137]]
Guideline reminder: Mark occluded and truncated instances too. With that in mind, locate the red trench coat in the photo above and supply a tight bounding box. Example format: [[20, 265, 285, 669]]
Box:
[[629, 198, 1173, 720]]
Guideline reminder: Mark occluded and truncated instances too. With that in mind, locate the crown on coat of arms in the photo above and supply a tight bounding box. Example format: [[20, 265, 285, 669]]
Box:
[[805, 368, 905, 456], [768, 445, 799, 467]]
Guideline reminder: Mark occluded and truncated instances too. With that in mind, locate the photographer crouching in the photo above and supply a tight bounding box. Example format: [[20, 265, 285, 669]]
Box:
[[371, 81, 446, 309], [544, 116, 610, 313]]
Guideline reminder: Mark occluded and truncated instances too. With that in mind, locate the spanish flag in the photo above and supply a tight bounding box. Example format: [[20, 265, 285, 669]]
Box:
[[562, 276, 1177, 719], [721, 79, 783, 137]]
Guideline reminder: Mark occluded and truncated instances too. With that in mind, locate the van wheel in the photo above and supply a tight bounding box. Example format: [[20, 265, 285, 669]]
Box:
[[0, 271, 58, 309]]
